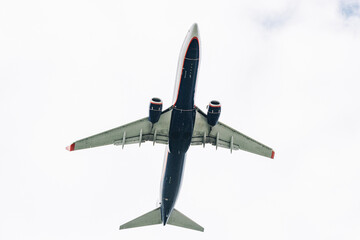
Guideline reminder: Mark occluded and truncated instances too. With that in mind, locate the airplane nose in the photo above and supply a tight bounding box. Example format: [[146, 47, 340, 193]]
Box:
[[189, 23, 199, 36]]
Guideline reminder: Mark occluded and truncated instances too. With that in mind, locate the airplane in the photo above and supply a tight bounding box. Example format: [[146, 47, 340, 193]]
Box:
[[66, 23, 275, 232]]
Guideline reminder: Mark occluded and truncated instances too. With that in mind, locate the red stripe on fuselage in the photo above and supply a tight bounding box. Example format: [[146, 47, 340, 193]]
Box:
[[173, 37, 199, 107]]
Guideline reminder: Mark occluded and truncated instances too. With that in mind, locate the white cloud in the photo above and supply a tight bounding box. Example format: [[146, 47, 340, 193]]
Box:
[[340, 0, 360, 18]]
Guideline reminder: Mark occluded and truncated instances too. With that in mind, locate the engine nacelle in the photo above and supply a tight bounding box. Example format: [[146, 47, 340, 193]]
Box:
[[149, 97, 163, 124], [207, 100, 221, 126]]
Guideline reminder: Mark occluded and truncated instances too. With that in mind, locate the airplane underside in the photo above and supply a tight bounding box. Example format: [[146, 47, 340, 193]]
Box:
[[66, 23, 275, 232]]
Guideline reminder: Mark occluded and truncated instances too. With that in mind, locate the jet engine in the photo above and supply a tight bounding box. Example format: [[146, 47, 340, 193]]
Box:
[[149, 97, 163, 124], [207, 100, 221, 126]]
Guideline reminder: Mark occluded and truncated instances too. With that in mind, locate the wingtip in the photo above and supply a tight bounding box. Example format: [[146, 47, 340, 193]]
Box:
[[271, 150, 275, 159], [66, 143, 75, 151]]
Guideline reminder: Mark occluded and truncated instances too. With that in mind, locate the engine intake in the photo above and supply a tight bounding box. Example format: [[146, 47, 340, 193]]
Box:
[[149, 97, 163, 124], [207, 100, 221, 126]]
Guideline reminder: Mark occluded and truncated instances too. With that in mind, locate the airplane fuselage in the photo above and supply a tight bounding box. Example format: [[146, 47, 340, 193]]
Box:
[[160, 26, 200, 225]]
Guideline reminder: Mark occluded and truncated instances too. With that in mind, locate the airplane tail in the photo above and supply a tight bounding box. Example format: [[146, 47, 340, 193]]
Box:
[[119, 207, 204, 232], [167, 208, 204, 232]]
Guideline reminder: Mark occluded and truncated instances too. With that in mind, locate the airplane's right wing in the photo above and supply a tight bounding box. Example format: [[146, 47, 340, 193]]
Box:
[[192, 108, 275, 159], [66, 108, 172, 151]]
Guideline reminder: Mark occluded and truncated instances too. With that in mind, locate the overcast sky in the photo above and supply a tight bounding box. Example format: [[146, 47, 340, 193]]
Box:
[[1, 0, 360, 239]]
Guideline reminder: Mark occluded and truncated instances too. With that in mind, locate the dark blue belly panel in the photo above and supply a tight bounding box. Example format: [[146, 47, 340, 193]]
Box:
[[161, 37, 199, 225], [168, 109, 196, 154], [161, 151, 186, 224], [173, 38, 199, 110], [169, 37, 199, 154]]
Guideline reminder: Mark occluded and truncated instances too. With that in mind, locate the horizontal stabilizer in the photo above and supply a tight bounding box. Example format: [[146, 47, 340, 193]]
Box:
[[168, 209, 204, 232], [119, 207, 161, 230]]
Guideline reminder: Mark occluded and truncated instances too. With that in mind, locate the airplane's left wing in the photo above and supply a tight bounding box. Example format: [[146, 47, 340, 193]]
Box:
[[191, 108, 275, 159], [66, 108, 172, 151]]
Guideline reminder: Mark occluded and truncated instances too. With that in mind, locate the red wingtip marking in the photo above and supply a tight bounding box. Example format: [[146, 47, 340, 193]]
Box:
[[66, 143, 75, 151], [271, 151, 275, 159]]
